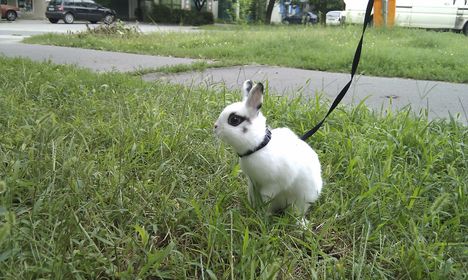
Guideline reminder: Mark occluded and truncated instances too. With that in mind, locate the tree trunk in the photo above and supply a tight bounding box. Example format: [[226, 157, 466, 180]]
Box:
[[137, 0, 142, 21], [265, 0, 276, 24]]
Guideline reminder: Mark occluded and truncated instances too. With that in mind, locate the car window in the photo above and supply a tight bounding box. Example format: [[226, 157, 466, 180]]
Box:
[[81, 0, 98, 7], [48, 0, 63, 4], [72, 0, 86, 7]]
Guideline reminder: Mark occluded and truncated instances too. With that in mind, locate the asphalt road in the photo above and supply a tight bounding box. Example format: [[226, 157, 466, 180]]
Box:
[[1, 20, 466, 124]]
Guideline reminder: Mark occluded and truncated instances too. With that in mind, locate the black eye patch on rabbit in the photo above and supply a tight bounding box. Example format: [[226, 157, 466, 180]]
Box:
[[214, 80, 323, 226], [228, 113, 248, 127]]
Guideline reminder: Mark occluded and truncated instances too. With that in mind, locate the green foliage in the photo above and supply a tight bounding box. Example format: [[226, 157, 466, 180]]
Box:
[[217, 0, 236, 22], [148, 4, 214, 26], [0, 56, 467, 278], [239, 0, 254, 21], [25, 25, 468, 83], [249, 0, 267, 22]]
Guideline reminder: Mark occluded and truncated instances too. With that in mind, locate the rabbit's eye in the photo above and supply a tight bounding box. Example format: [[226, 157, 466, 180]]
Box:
[[228, 113, 246, 127]]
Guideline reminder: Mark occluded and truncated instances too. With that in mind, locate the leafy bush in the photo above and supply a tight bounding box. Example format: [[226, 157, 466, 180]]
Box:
[[149, 4, 214, 26], [248, 0, 267, 22]]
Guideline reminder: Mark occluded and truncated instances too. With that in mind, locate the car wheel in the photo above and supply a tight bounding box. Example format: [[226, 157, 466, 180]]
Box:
[[48, 18, 59, 24], [103, 14, 114, 24], [6, 10, 17, 21], [463, 22, 468, 36], [64, 13, 74, 24]]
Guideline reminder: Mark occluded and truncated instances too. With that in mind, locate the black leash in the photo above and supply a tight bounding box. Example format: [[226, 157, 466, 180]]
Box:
[[301, 0, 374, 141]]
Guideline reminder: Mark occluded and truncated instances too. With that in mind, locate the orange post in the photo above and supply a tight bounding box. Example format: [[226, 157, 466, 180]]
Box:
[[387, 0, 396, 27], [374, 0, 383, 27]]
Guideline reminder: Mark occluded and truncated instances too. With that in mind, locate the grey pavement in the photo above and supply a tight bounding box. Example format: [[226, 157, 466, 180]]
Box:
[[0, 20, 200, 71], [0, 20, 466, 124], [0, 43, 200, 72], [144, 66, 468, 124]]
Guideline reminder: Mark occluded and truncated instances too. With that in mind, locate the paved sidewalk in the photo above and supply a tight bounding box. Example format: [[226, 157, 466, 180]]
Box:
[[1, 40, 466, 124], [144, 66, 468, 124], [0, 21, 200, 71], [0, 43, 199, 72]]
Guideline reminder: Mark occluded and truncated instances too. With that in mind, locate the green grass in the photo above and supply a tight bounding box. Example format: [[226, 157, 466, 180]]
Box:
[[0, 56, 467, 279], [24, 25, 468, 83]]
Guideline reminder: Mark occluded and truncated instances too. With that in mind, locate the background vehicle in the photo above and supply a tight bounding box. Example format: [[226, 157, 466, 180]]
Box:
[[326, 11, 346, 25], [283, 12, 318, 24], [1, 0, 19, 21], [343, 0, 468, 35], [46, 0, 116, 24]]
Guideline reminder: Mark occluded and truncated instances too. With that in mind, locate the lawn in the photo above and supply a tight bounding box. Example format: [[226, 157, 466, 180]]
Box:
[[0, 56, 467, 279], [24, 24, 468, 83]]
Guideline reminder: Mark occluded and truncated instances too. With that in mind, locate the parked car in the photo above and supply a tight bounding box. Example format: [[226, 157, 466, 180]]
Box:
[[46, 0, 116, 24], [283, 12, 318, 24], [344, 0, 468, 35], [1, 2, 19, 21], [326, 11, 345, 25]]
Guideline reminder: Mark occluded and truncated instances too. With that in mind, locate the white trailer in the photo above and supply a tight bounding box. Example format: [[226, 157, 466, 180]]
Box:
[[344, 0, 468, 35]]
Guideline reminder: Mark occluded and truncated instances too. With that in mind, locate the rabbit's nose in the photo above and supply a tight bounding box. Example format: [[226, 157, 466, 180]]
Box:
[[214, 122, 218, 129]]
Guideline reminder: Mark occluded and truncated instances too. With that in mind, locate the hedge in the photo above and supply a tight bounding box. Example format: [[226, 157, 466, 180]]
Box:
[[149, 4, 214, 26]]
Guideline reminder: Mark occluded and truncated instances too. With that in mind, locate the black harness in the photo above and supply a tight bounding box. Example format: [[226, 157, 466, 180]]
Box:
[[238, 128, 272, 158]]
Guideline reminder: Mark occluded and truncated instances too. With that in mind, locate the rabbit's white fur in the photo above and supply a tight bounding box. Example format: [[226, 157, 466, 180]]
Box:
[[215, 80, 323, 219]]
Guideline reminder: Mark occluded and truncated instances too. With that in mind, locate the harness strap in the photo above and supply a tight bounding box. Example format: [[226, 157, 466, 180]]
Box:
[[239, 128, 272, 158]]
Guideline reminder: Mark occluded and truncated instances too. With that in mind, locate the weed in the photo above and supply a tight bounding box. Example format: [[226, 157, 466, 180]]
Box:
[[81, 20, 142, 38]]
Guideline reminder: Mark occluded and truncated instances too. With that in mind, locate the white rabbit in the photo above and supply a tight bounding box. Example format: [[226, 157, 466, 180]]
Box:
[[214, 80, 323, 224]]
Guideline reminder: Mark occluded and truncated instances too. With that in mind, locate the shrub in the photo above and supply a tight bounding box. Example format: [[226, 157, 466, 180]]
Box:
[[149, 4, 214, 26], [149, 4, 173, 23]]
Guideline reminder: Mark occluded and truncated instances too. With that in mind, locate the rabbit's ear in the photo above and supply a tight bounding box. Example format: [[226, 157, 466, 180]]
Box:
[[242, 80, 253, 101], [246, 83, 264, 114]]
